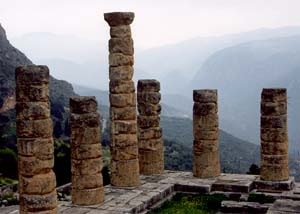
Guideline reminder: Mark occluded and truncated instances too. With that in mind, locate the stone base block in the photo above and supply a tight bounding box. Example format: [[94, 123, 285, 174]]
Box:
[[72, 187, 104, 205], [211, 174, 258, 193], [20, 208, 57, 214], [19, 190, 57, 212], [254, 176, 295, 191]]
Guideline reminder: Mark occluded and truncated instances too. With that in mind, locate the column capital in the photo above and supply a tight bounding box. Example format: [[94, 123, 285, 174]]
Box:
[[104, 12, 135, 27]]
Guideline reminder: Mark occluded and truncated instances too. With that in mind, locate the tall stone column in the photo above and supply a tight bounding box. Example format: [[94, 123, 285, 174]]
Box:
[[137, 80, 164, 174], [260, 88, 289, 181], [70, 97, 104, 205], [16, 65, 57, 214], [104, 12, 140, 187], [193, 90, 220, 178]]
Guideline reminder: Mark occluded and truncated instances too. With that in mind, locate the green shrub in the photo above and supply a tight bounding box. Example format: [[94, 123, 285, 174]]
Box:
[[248, 193, 275, 204], [0, 148, 18, 179], [247, 164, 260, 175]]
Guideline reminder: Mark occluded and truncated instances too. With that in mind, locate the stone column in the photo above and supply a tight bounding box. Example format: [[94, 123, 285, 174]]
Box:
[[70, 96, 104, 205], [137, 80, 164, 174], [15, 65, 57, 214], [260, 88, 289, 181], [104, 12, 140, 187], [193, 90, 220, 178]]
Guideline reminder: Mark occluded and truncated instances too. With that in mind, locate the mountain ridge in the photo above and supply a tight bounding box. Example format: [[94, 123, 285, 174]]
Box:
[[0, 23, 77, 149], [190, 35, 300, 150]]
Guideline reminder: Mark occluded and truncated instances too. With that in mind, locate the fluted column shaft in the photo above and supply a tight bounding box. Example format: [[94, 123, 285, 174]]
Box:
[[104, 12, 140, 187], [260, 88, 289, 181], [16, 65, 57, 214], [193, 90, 220, 178], [70, 96, 104, 205], [137, 80, 164, 174]]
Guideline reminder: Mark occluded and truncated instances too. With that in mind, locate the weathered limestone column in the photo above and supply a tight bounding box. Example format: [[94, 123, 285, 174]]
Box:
[[16, 65, 57, 214], [193, 90, 220, 178], [137, 80, 164, 174], [70, 96, 104, 205], [104, 12, 140, 186], [260, 88, 289, 181]]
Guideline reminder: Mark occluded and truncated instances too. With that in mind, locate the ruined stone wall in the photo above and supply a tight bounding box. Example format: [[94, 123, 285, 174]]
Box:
[[193, 90, 220, 178], [137, 80, 164, 174], [260, 88, 289, 181], [104, 12, 140, 186], [70, 96, 104, 205], [16, 65, 57, 214]]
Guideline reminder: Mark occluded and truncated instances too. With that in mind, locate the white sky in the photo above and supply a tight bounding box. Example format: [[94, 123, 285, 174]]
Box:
[[1, 0, 300, 49]]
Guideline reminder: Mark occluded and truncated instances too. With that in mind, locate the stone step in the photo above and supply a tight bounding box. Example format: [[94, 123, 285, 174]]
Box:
[[221, 200, 271, 213]]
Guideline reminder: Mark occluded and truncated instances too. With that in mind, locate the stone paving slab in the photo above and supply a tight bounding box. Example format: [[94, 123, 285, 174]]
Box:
[[1, 171, 299, 213], [267, 199, 300, 213], [221, 200, 271, 213]]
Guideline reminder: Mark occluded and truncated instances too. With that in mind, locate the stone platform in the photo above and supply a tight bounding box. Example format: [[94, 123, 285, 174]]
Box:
[[1, 171, 299, 214]]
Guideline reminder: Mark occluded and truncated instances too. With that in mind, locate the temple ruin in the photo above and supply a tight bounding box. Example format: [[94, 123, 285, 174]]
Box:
[[5, 11, 299, 214]]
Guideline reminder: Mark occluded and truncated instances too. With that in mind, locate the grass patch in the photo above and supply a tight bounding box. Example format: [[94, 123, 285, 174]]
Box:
[[0, 177, 17, 186], [148, 193, 226, 214]]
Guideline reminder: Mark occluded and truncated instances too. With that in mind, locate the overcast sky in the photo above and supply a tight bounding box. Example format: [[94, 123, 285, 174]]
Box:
[[1, 0, 300, 49]]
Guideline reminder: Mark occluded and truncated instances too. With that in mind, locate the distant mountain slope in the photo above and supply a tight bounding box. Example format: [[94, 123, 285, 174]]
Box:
[[12, 26, 300, 93], [74, 83, 260, 173], [136, 26, 300, 94], [161, 116, 259, 173], [0, 23, 77, 149], [190, 35, 300, 151]]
